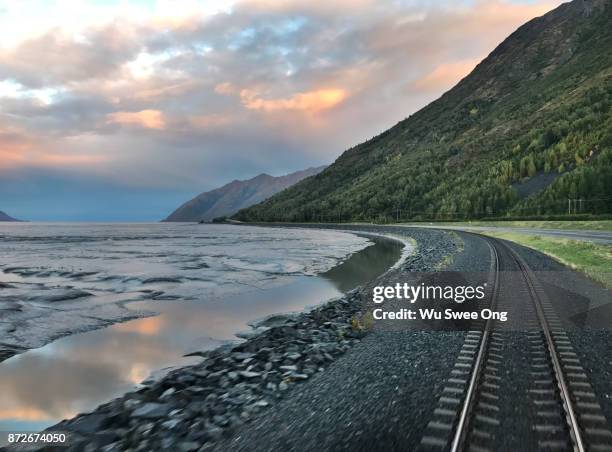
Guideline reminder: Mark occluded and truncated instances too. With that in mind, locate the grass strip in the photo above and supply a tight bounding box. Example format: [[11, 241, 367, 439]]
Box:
[[428, 220, 612, 232], [481, 231, 612, 289]]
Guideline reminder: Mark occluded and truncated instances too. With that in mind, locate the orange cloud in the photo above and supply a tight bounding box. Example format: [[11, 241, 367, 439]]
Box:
[[0, 128, 108, 170], [0, 133, 31, 169], [239, 88, 348, 113], [106, 109, 166, 129], [0, 151, 24, 169], [473, 0, 561, 25], [413, 59, 479, 91]]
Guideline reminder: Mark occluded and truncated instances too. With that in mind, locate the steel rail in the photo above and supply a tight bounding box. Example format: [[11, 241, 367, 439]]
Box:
[[503, 240, 586, 452], [449, 238, 500, 452], [451, 236, 585, 452]]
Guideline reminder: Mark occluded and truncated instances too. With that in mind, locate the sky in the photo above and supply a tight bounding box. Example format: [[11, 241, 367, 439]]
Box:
[[0, 0, 565, 221]]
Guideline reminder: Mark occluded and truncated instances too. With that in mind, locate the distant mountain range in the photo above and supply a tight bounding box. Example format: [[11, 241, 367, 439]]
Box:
[[0, 211, 20, 222], [164, 166, 326, 222], [235, 0, 612, 222]]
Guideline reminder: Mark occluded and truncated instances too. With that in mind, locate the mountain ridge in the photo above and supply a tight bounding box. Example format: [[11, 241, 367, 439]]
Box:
[[0, 211, 21, 222], [235, 0, 612, 222], [164, 166, 326, 222]]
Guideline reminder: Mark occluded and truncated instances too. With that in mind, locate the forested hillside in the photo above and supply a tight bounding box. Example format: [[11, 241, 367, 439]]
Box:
[[235, 0, 612, 222]]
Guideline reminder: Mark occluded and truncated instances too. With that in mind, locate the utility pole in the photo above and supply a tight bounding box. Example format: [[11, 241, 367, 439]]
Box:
[[568, 198, 571, 215]]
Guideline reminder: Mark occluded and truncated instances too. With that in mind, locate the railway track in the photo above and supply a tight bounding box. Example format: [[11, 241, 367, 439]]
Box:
[[419, 235, 612, 452]]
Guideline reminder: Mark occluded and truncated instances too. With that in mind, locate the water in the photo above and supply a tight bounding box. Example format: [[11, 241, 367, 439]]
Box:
[[0, 223, 404, 435], [0, 223, 372, 351]]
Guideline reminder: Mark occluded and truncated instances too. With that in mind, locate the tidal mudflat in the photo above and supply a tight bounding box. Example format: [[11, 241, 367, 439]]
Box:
[[0, 223, 403, 435]]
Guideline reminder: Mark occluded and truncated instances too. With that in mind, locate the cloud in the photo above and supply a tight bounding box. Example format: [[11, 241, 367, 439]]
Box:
[[0, 129, 31, 169], [237, 0, 377, 16], [0, 123, 108, 171], [0, 23, 142, 88], [0, 137, 107, 171], [238, 88, 348, 113], [215, 82, 236, 95], [413, 59, 480, 91], [132, 80, 201, 101], [106, 110, 166, 130]]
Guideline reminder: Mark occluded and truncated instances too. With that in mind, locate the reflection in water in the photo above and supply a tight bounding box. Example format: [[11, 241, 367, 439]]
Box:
[[115, 316, 165, 336], [0, 237, 403, 435], [321, 237, 402, 293]]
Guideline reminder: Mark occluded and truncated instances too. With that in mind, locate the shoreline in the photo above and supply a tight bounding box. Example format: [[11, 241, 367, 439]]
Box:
[[33, 226, 461, 452]]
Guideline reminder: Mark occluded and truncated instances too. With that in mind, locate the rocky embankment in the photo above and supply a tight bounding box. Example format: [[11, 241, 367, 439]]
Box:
[[31, 226, 461, 452]]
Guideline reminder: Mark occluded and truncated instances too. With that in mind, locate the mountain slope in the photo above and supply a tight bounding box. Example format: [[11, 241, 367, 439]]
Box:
[[235, 0, 612, 222], [0, 211, 20, 221], [165, 166, 326, 222]]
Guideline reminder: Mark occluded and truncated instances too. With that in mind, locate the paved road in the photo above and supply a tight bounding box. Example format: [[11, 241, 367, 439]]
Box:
[[401, 224, 612, 244]]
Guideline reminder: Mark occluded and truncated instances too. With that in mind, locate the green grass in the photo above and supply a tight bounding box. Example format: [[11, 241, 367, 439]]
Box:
[[419, 220, 612, 232], [481, 231, 612, 288]]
